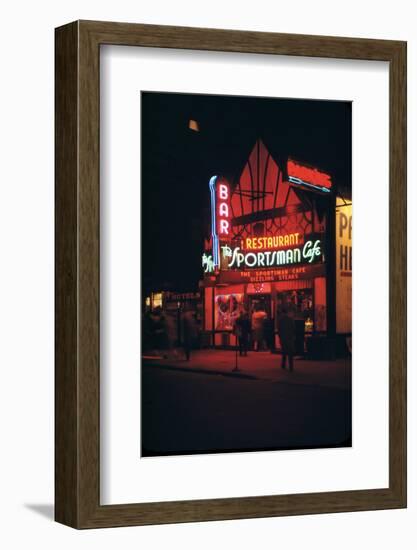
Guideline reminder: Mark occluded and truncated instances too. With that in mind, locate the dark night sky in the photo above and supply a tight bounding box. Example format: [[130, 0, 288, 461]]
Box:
[[141, 92, 352, 293]]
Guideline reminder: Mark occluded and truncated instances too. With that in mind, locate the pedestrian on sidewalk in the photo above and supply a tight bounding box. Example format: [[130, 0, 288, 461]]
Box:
[[182, 307, 197, 361], [277, 308, 296, 371], [263, 315, 275, 352], [164, 310, 179, 359], [251, 306, 267, 351], [234, 309, 251, 357], [151, 306, 168, 352]]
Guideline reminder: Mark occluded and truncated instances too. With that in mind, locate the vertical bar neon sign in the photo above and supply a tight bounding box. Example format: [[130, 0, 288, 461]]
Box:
[[209, 176, 220, 268], [209, 176, 231, 269]]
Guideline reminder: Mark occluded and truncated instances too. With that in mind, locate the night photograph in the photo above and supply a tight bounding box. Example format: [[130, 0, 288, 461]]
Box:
[[141, 91, 352, 457]]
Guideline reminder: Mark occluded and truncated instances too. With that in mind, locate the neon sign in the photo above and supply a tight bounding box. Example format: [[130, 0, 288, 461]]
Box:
[[243, 233, 301, 250], [217, 183, 230, 235], [222, 239, 322, 269], [287, 159, 332, 193], [202, 253, 215, 273], [209, 175, 231, 268]]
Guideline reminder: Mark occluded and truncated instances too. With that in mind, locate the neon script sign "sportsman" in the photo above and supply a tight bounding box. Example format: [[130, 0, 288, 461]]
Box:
[[222, 239, 322, 269]]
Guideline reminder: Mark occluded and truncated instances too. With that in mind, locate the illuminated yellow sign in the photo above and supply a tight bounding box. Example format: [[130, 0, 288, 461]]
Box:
[[242, 233, 301, 250], [336, 200, 352, 334]]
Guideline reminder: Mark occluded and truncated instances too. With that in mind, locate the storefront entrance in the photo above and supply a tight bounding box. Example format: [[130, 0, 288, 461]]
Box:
[[246, 294, 272, 351], [247, 294, 271, 318]]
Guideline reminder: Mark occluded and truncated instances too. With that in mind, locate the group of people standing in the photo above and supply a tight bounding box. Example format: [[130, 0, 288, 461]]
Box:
[[234, 306, 296, 371], [144, 303, 297, 370], [143, 306, 198, 361]]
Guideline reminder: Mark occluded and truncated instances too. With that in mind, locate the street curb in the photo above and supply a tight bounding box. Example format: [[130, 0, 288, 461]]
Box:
[[142, 361, 260, 380], [142, 359, 352, 391]]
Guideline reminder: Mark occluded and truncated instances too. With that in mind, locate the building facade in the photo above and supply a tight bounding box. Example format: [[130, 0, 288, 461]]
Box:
[[200, 139, 352, 356]]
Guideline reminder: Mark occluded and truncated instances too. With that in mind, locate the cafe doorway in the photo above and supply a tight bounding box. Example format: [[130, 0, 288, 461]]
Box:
[[247, 293, 273, 351], [248, 294, 272, 318]]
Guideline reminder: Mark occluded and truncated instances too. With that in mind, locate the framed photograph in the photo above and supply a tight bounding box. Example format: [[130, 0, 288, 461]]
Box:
[[55, 20, 406, 528]]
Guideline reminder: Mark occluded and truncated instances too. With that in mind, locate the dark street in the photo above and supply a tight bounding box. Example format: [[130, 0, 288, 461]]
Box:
[[142, 364, 351, 457]]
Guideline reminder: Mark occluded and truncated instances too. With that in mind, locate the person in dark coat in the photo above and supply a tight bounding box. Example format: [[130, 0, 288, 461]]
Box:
[[263, 316, 275, 352], [182, 308, 197, 361], [151, 307, 168, 350], [235, 310, 251, 357], [277, 308, 296, 371]]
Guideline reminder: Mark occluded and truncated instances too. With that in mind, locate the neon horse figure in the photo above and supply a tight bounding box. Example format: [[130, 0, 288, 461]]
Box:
[[202, 253, 215, 273], [221, 245, 233, 258]]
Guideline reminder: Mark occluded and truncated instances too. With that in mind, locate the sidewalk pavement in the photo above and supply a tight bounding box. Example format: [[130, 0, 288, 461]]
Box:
[[142, 348, 351, 390]]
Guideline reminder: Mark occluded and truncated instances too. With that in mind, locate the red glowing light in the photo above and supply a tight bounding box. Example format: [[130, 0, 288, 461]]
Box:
[[287, 159, 332, 190], [217, 181, 230, 237]]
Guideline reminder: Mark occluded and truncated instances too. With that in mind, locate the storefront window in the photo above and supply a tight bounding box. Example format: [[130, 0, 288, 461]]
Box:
[[215, 293, 242, 330], [151, 292, 163, 310], [276, 289, 314, 329]]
